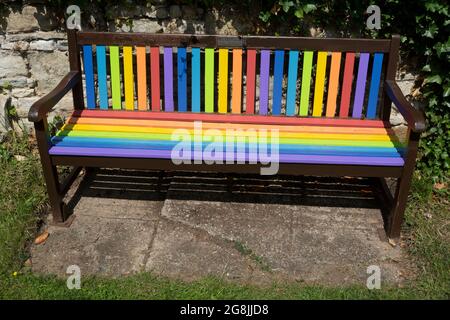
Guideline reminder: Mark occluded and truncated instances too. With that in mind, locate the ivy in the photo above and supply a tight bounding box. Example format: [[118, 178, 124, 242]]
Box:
[[257, 0, 449, 181], [0, 0, 448, 180]]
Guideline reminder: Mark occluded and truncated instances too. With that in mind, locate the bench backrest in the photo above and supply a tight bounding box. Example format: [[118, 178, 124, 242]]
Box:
[[69, 31, 399, 121]]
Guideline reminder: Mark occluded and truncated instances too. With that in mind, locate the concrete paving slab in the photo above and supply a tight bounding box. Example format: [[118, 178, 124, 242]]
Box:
[[31, 214, 157, 276], [30, 170, 413, 286], [145, 219, 270, 283]]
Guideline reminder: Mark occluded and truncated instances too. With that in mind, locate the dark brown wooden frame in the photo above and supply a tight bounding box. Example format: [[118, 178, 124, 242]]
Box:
[[28, 30, 425, 239]]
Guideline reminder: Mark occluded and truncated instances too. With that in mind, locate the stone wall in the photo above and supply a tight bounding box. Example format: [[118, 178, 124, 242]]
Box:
[[0, 0, 413, 135]]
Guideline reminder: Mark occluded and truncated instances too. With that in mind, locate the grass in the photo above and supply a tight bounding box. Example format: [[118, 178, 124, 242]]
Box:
[[0, 131, 448, 299], [0, 131, 46, 276]]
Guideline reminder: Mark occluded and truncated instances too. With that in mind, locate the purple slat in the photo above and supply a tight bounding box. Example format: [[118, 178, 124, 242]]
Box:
[[352, 53, 370, 118], [164, 47, 174, 112], [259, 50, 270, 115], [49, 146, 404, 166]]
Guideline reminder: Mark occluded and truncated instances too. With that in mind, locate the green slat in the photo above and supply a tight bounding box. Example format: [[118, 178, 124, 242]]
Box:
[[55, 129, 403, 148], [299, 51, 313, 116], [110, 46, 121, 110], [205, 48, 214, 113]]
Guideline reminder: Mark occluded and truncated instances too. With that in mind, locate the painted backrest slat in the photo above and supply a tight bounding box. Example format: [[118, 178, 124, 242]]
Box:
[[150, 47, 160, 111], [272, 50, 285, 116], [286, 50, 299, 116], [352, 53, 370, 118], [312, 51, 328, 117], [339, 52, 356, 117], [82, 45, 95, 109], [78, 36, 390, 120], [191, 48, 201, 113], [218, 48, 229, 114], [177, 47, 187, 112], [96, 45, 108, 110], [109, 46, 121, 110], [204, 48, 214, 113], [245, 49, 257, 114], [136, 46, 147, 111], [164, 48, 174, 111], [163, 47, 174, 112], [231, 49, 243, 114], [259, 50, 270, 115], [123, 46, 134, 111], [325, 52, 342, 117], [299, 51, 313, 116], [367, 53, 384, 119]]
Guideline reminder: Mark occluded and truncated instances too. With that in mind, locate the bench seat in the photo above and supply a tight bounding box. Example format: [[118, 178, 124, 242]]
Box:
[[49, 110, 405, 166]]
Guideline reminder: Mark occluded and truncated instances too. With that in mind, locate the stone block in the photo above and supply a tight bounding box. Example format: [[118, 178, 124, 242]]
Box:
[[28, 51, 69, 94]]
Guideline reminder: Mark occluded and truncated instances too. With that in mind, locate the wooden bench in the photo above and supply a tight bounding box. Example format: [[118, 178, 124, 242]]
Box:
[[29, 31, 425, 239]]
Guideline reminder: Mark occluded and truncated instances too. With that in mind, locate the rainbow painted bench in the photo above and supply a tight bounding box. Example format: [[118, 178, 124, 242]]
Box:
[[29, 31, 425, 239]]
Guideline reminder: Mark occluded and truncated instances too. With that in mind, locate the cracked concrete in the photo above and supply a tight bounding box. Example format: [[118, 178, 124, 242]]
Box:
[[30, 169, 414, 286]]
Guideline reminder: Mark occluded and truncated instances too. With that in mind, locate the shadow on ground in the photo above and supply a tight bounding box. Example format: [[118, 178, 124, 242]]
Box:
[[31, 169, 413, 286]]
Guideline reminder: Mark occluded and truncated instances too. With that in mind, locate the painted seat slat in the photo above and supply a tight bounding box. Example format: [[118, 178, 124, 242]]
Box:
[[51, 137, 403, 158], [66, 116, 394, 134], [48, 146, 404, 166], [73, 110, 388, 128]]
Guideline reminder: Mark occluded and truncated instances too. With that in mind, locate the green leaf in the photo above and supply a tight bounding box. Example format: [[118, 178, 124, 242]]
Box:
[[259, 11, 271, 23], [280, 1, 294, 13], [294, 7, 303, 18], [423, 24, 439, 38], [422, 64, 431, 72], [303, 4, 317, 14], [425, 75, 442, 85], [443, 85, 450, 98]]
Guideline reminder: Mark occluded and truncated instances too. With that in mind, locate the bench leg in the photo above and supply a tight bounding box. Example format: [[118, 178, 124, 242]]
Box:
[[387, 173, 413, 239], [43, 164, 68, 224], [34, 120, 73, 225], [386, 130, 420, 239]]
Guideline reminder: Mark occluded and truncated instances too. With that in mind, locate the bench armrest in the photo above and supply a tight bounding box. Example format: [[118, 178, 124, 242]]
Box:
[[385, 80, 426, 133], [28, 71, 81, 123]]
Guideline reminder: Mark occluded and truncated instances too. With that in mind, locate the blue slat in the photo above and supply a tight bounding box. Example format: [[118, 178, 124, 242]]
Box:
[[96, 46, 108, 109], [177, 47, 187, 112], [286, 50, 299, 116], [367, 53, 384, 119], [82, 45, 95, 109], [191, 48, 201, 112], [51, 136, 403, 157], [272, 50, 284, 115]]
